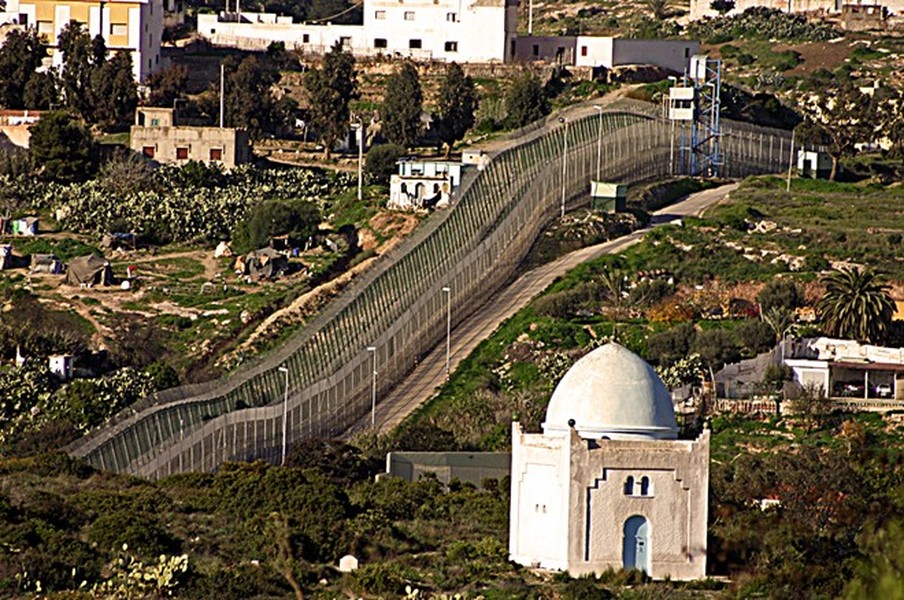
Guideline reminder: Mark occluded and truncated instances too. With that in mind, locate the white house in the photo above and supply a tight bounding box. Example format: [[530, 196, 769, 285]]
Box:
[[197, 0, 518, 63], [0, 0, 163, 82], [783, 337, 904, 400], [388, 158, 462, 210], [509, 343, 710, 580], [514, 36, 701, 74]]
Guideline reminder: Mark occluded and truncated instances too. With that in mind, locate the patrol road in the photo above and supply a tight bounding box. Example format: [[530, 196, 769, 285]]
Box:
[[342, 182, 740, 437]]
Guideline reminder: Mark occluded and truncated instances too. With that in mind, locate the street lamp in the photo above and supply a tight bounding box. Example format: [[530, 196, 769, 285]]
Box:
[[278, 365, 289, 465], [442, 286, 451, 376], [367, 346, 377, 428], [351, 118, 364, 201], [559, 116, 568, 219], [593, 105, 604, 181]]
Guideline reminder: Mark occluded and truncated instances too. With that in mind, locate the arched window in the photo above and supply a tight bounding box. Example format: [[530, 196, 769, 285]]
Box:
[[624, 476, 635, 495], [640, 476, 651, 496]]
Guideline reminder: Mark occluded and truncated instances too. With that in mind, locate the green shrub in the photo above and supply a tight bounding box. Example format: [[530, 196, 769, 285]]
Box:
[[364, 143, 406, 184], [88, 510, 179, 557], [757, 279, 803, 313]]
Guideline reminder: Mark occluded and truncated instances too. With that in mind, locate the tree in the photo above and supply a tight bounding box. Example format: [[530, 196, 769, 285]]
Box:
[[710, 0, 735, 14], [146, 64, 188, 108], [23, 70, 60, 110], [231, 200, 321, 253], [757, 279, 803, 313], [225, 55, 289, 138], [796, 80, 873, 180], [57, 22, 105, 122], [818, 267, 894, 343], [690, 328, 740, 371], [28, 110, 95, 183], [871, 86, 904, 162], [381, 61, 423, 149], [305, 41, 357, 159], [364, 143, 405, 184], [91, 51, 138, 131], [644, 0, 670, 19], [0, 28, 48, 109], [434, 62, 478, 159], [505, 71, 549, 129]]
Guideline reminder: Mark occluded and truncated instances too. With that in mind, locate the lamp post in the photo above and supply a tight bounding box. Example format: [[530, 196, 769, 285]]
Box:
[[559, 116, 568, 218], [352, 118, 364, 201], [278, 365, 289, 465], [442, 286, 451, 376], [367, 346, 377, 428], [593, 105, 604, 181]]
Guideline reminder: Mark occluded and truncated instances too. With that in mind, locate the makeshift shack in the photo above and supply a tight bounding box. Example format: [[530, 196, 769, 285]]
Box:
[[65, 255, 115, 287], [29, 253, 64, 274], [0, 245, 29, 270], [101, 232, 138, 251], [235, 248, 288, 280], [10, 217, 38, 236]]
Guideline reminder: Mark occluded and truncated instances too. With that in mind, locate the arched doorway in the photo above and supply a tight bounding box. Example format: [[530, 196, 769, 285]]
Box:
[[623, 515, 650, 574]]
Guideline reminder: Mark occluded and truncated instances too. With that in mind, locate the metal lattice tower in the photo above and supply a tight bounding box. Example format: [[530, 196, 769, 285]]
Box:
[[667, 56, 723, 177]]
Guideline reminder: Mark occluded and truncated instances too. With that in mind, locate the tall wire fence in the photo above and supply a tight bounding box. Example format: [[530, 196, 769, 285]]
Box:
[[67, 101, 792, 479]]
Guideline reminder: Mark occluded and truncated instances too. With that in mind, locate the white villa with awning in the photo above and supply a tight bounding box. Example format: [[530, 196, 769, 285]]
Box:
[[783, 337, 904, 400]]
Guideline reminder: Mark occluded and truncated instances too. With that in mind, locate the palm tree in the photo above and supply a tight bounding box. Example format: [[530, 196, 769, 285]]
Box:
[[818, 267, 895, 343]]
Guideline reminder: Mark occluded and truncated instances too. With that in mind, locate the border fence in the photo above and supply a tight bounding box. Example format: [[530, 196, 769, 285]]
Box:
[[67, 100, 792, 479]]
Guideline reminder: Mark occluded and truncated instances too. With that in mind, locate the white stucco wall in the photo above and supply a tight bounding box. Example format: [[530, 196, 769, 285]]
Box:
[[608, 39, 700, 73]]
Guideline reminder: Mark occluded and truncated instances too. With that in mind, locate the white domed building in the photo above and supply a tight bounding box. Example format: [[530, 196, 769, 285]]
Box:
[[508, 343, 710, 580]]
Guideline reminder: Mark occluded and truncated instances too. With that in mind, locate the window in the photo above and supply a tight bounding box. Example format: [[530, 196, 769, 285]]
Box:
[[374, 38, 387, 48], [302, 33, 310, 43], [640, 476, 651, 496], [409, 39, 422, 49], [150, 117, 160, 126], [624, 476, 635, 495], [209, 148, 223, 161], [532, 44, 539, 57], [340, 36, 351, 47], [375, 10, 386, 19], [37, 20, 53, 35], [404, 10, 415, 20], [446, 12, 457, 21], [142, 146, 155, 158], [110, 23, 128, 36], [17, 13, 28, 26], [684, 47, 690, 58], [176, 147, 189, 159], [444, 41, 458, 52], [581, 45, 588, 57]]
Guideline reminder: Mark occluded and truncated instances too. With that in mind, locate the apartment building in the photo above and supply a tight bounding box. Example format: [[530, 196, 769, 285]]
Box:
[[0, 0, 163, 81], [197, 0, 519, 63], [130, 107, 252, 169]]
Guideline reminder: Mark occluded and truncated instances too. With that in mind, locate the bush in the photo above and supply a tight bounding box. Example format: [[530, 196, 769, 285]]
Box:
[[757, 279, 803, 313], [231, 199, 320, 254], [735, 319, 775, 354], [646, 322, 696, 367], [88, 510, 180, 557], [691, 328, 740, 369], [365, 143, 406, 184]]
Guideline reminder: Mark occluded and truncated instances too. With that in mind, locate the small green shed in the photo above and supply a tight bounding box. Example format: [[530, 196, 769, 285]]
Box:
[[591, 181, 627, 213]]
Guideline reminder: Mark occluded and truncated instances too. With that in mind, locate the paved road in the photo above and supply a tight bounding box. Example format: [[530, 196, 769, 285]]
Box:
[[342, 182, 739, 438]]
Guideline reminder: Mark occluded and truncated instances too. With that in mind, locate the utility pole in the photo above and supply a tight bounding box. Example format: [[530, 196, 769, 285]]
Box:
[[559, 117, 568, 218], [219, 63, 225, 128], [278, 365, 289, 465], [442, 286, 451, 376]]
